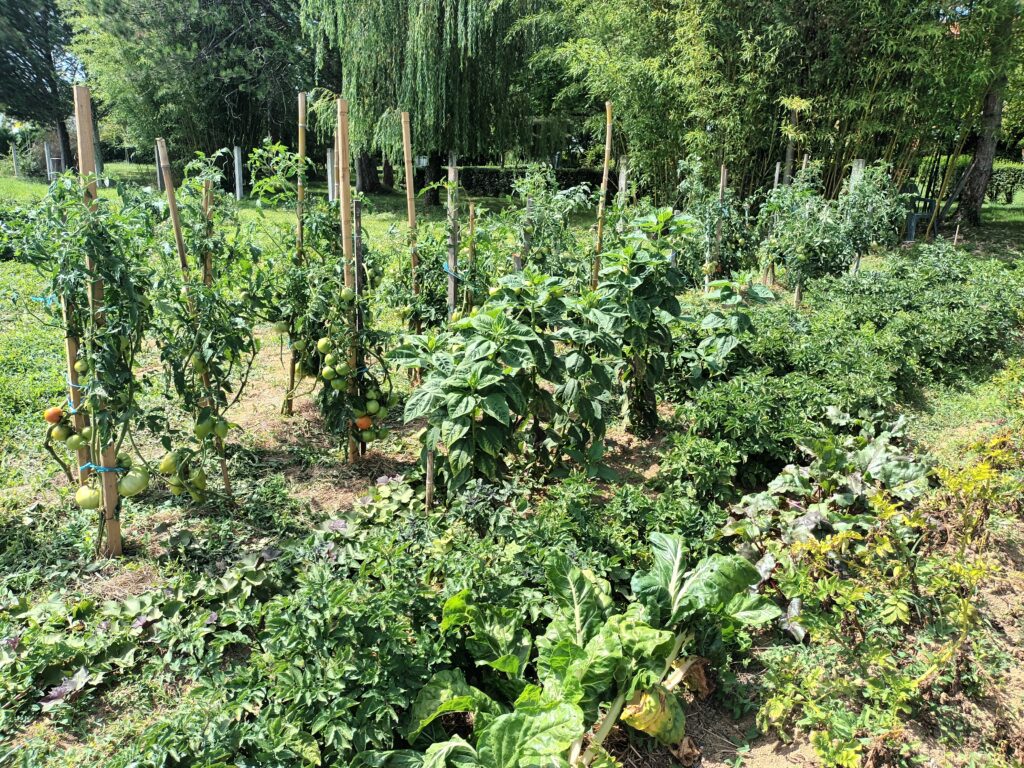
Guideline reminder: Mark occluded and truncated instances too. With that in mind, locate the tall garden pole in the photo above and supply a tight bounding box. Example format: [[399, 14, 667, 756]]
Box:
[[233, 145, 243, 200], [773, 162, 781, 190], [284, 92, 307, 417], [707, 164, 727, 292], [801, 154, 810, 173], [616, 156, 629, 205], [516, 197, 530, 271], [74, 85, 121, 557], [155, 143, 163, 191], [11, 144, 18, 177], [337, 99, 359, 464], [464, 202, 476, 310], [202, 181, 214, 285], [326, 148, 335, 201], [157, 138, 233, 499], [446, 152, 459, 319], [401, 112, 420, 324], [592, 101, 613, 289]]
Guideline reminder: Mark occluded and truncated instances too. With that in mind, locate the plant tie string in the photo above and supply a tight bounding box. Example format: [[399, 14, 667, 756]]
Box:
[[30, 294, 58, 307], [441, 262, 466, 282], [66, 374, 85, 389], [80, 463, 127, 473]]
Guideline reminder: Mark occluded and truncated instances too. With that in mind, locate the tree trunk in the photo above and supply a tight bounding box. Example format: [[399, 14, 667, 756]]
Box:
[[56, 117, 73, 172], [424, 152, 444, 206], [355, 151, 381, 193], [959, 8, 1015, 226], [961, 87, 1006, 226], [382, 157, 395, 190]]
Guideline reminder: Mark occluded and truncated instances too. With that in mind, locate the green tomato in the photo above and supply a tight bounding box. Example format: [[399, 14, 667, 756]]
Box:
[[377, 427, 390, 440], [273, 320, 289, 334], [367, 387, 381, 401], [66, 434, 83, 451], [330, 377, 346, 391], [51, 424, 72, 442], [317, 337, 332, 354], [116, 452, 132, 469], [293, 339, 307, 352], [360, 429, 375, 443], [190, 470, 208, 491], [194, 418, 214, 440], [324, 353, 337, 367], [158, 453, 178, 475], [191, 353, 208, 375], [79, 426, 93, 441], [74, 359, 89, 374], [365, 399, 380, 415], [117, 468, 150, 497], [377, 406, 389, 420], [75, 484, 101, 509], [214, 419, 229, 440], [335, 362, 352, 377], [322, 366, 337, 381], [340, 286, 355, 302]]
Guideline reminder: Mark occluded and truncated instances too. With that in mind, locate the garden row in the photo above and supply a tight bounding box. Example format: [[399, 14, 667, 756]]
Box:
[[3, 227, 1023, 765]]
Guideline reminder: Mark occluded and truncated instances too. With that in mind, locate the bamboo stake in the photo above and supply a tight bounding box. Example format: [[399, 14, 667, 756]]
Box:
[[202, 181, 213, 286], [516, 197, 530, 271], [74, 85, 121, 558], [953, 223, 960, 246], [707, 164, 727, 292], [401, 112, 419, 309], [592, 101, 613, 290], [284, 92, 307, 417], [157, 138, 233, 499], [447, 152, 459, 318], [773, 162, 781, 190], [464, 202, 476, 310], [425, 449, 435, 511], [337, 99, 358, 464], [354, 195, 366, 456]]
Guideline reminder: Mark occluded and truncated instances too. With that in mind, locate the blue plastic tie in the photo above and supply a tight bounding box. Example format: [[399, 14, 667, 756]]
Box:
[[31, 294, 58, 306], [441, 262, 466, 282], [66, 374, 85, 389], [66, 397, 79, 414], [80, 463, 127, 473]]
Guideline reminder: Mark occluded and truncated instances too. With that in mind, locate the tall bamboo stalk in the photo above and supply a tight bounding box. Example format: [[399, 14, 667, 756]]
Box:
[[284, 92, 307, 417], [464, 202, 476, 310], [74, 85, 121, 557], [157, 138, 233, 499], [592, 101, 613, 290], [401, 112, 419, 311], [337, 99, 358, 464], [447, 152, 459, 318]]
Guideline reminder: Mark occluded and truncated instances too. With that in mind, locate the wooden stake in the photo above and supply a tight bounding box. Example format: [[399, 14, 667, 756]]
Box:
[[592, 101, 613, 290], [326, 148, 335, 201], [801, 153, 810, 173], [337, 99, 358, 464], [233, 146, 244, 200], [11, 144, 18, 177], [284, 92, 307, 417], [464, 202, 476, 310], [446, 152, 459, 318], [157, 137, 233, 499], [773, 161, 781, 190], [354, 194, 366, 455], [401, 112, 419, 305], [202, 181, 213, 286], [516, 196, 530, 271], [954, 223, 961, 245], [707, 164, 727, 292], [75, 85, 121, 558], [616, 156, 629, 206], [425, 449, 435, 511]]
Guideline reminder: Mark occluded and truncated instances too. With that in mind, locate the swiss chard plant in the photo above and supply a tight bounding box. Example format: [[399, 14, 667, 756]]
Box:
[[351, 537, 779, 768]]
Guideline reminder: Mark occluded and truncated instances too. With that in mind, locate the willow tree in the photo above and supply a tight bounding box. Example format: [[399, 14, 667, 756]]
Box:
[[300, 0, 539, 197]]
